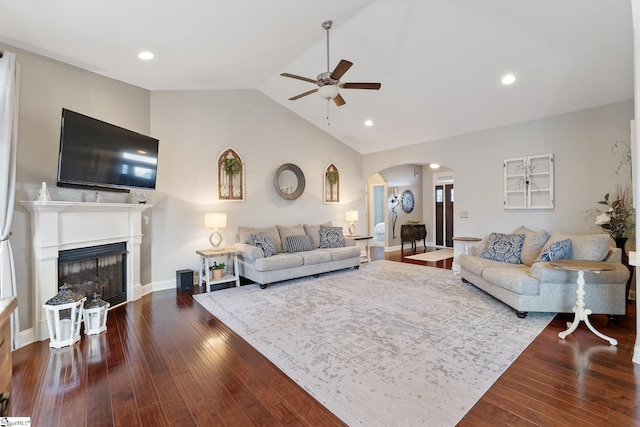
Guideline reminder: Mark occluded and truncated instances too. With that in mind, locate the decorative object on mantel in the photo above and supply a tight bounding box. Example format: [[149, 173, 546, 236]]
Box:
[[83, 293, 109, 335], [345, 210, 358, 236], [43, 283, 86, 348], [36, 181, 51, 201], [324, 164, 340, 203], [205, 212, 227, 249], [217, 148, 244, 200], [503, 153, 554, 209]]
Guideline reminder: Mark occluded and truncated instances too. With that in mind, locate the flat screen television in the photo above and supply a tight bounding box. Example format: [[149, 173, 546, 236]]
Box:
[[57, 108, 159, 192]]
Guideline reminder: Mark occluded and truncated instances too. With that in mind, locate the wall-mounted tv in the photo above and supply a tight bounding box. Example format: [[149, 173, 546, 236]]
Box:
[[57, 108, 159, 192]]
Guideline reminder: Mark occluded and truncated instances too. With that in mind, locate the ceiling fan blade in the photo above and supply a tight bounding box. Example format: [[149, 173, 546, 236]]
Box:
[[280, 73, 318, 84], [330, 60, 353, 80], [333, 93, 346, 107], [341, 82, 382, 90], [288, 88, 318, 101]]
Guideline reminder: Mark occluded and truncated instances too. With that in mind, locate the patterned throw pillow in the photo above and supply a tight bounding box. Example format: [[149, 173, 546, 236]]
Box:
[[535, 238, 572, 262], [319, 225, 345, 248], [286, 235, 312, 253], [480, 232, 525, 264], [250, 232, 277, 257]]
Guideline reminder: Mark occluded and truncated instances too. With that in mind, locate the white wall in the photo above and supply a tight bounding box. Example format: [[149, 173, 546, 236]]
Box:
[[1, 43, 151, 333], [149, 90, 365, 286], [364, 101, 634, 239]]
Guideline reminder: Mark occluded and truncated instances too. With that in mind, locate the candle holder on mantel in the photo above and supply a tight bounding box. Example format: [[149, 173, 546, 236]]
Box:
[[43, 283, 86, 349], [83, 293, 109, 336]]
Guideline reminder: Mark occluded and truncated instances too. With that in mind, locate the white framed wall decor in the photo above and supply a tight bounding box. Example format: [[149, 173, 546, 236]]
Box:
[[504, 153, 554, 209]]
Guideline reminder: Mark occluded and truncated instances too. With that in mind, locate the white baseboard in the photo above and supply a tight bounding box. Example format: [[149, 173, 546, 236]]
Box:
[[141, 279, 176, 296]]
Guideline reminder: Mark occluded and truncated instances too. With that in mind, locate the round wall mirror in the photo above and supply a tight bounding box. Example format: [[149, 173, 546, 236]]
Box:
[[275, 163, 305, 200]]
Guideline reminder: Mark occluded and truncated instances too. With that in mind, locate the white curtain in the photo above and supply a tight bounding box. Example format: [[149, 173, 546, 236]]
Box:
[[0, 51, 20, 350]]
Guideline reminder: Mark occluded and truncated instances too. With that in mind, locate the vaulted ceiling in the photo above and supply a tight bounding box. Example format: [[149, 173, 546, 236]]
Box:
[[0, 0, 633, 154]]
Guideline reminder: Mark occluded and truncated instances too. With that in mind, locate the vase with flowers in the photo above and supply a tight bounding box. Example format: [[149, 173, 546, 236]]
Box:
[[594, 185, 635, 241]]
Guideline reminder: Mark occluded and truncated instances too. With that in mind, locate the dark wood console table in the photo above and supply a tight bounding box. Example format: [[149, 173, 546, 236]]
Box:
[[401, 224, 427, 253]]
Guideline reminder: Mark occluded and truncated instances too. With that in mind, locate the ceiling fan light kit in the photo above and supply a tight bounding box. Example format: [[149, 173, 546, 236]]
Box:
[[280, 20, 381, 107]]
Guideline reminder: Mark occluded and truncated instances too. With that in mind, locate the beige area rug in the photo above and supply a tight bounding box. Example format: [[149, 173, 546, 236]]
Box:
[[405, 248, 454, 262], [193, 260, 554, 426]]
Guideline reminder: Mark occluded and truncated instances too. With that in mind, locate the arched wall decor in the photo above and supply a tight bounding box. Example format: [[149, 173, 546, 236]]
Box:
[[217, 148, 244, 201], [324, 163, 340, 204]]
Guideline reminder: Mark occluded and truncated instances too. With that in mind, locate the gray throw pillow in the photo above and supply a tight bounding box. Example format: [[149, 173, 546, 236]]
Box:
[[250, 232, 277, 257], [480, 232, 525, 264], [319, 225, 345, 248], [286, 235, 312, 253]]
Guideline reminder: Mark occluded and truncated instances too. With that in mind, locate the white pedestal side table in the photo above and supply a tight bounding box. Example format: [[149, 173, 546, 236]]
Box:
[[550, 259, 617, 345], [350, 235, 373, 263], [452, 236, 481, 274], [196, 248, 240, 292]]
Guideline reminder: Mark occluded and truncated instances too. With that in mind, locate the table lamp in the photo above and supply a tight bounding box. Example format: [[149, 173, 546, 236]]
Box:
[[346, 210, 358, 236], [205, 212, 227, 249]]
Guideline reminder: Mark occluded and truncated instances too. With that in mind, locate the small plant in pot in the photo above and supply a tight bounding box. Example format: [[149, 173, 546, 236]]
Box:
[[209, 262, 226, 279]]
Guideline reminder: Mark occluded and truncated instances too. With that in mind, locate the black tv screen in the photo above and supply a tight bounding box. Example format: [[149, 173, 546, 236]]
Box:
[[57, 108, 159, 192]]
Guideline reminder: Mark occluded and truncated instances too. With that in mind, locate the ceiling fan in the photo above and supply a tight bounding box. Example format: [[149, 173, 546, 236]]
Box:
[[280, 20, 381, 107]]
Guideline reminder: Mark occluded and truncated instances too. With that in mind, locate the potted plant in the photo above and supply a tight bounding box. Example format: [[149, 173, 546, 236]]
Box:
[[209, 262, 226, 279], [223, 158, 242, 176]]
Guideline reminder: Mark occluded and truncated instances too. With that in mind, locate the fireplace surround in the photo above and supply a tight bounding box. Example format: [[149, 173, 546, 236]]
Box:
[[22, 201, 151, 342]]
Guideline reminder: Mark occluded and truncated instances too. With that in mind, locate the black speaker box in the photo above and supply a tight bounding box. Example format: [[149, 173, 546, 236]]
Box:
[[176, 269, 194, 291]]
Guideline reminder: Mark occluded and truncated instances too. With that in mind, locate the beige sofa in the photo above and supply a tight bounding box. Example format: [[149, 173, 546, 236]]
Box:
[[231, 223, 361, 289], [459, 227, 628, 318]]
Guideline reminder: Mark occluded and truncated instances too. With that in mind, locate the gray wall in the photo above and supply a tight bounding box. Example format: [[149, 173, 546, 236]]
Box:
[[364, 100, 634, 239], [1, 43, 151, 333], [147, 90, 365, 286]]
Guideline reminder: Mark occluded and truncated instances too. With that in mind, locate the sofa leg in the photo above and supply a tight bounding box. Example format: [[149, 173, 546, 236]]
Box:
[[607, 314, 623, 321], [354, 265, 360, 270], [516, 311, 528, 318], [461, 278, 469, 283], [259, 284, 267, 290]]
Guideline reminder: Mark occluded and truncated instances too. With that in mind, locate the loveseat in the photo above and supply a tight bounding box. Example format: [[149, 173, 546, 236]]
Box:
[[459, 226, 629, 318], [231, 223, 361, 289]]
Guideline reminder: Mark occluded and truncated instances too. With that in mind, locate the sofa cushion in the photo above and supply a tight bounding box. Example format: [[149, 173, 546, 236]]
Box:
[[304, 222, 333, 249], [535, 238, 571, 262], [480, 233, 525, 264], [277, 224, 307, 252], [238, 226, 283, 253], [300, 250, 333, 265], [321, 245, 361, 261], [542, 233, 611, 261], [513, 226, 550, 266], [253, 253, 304, 272], [250, 232, 277, 257], [482, 266, 539, 296], [286, 234, 312, 253], [459, 254, 524, 276], [319, 225, 345, 248]]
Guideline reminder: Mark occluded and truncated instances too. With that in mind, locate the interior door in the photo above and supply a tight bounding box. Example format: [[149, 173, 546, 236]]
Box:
[[435, 184, 454, 247]]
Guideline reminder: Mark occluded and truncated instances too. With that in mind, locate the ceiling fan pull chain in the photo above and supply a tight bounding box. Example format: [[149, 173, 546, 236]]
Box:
[[326, 99, 331, 126]]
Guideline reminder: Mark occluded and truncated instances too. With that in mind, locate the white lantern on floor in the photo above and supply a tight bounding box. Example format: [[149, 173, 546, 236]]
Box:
[[44, 283, 86, 349], [84, 293, 109, 335]]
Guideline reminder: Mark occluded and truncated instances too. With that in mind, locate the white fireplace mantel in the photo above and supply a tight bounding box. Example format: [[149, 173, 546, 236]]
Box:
[[21, 201, 151, 342]]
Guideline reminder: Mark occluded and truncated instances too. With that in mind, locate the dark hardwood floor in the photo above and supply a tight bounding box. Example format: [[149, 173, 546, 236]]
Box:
[[10, 248, 639, 426]]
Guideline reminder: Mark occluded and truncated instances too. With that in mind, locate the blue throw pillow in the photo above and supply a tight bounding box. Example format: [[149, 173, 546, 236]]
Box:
[[250, 232, 277, 257], [535, 239, 572, 262], [480, 233, 525, 264], [319, 225, 345, 248]]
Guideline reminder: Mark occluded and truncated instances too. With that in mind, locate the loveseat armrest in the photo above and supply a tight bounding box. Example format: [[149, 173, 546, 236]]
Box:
[[604, 247, 622, 263], [231, 242, 265, 261]]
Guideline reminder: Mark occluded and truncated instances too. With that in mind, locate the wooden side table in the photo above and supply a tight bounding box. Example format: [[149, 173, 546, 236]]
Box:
[[452, 236, 482, 274], [350, 235, 373, 263], [550, 259, 617, 345], [401, 224, 427, 253], [196, 248, 240, 292]]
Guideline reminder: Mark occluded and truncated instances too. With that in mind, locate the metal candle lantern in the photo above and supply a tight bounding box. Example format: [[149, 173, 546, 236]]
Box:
[[84, 293, 109, 335], [43, 283, 86, 348]]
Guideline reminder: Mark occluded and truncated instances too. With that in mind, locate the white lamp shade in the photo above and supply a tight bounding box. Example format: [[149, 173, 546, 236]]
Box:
[[346, 210, 359, 222], [205, 213, 227, 229], [318, 85, 339, 100]]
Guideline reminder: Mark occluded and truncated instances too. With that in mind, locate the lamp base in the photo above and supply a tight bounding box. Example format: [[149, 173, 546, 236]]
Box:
[[209, 230, 223, 249], [348, 222, 356, 236]]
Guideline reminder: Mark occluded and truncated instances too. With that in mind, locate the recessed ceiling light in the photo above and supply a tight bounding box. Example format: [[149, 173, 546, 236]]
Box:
[[138, 51, 154, 60], [364, 119, 373, 127], [429, 163, 440, 169], [501, 74, 516, 85]]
